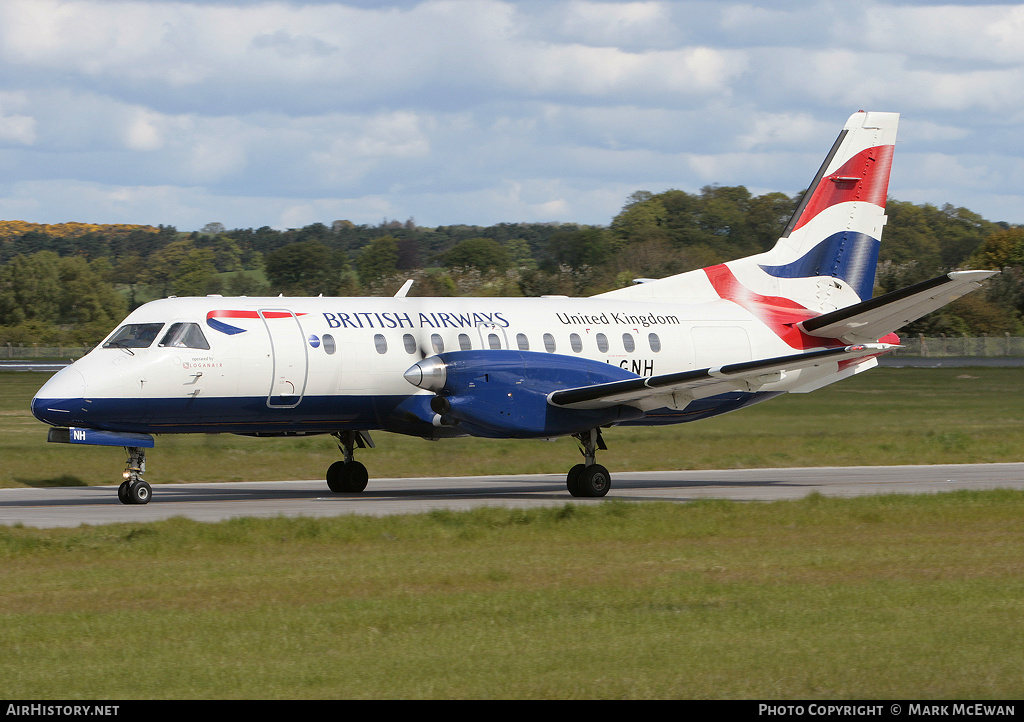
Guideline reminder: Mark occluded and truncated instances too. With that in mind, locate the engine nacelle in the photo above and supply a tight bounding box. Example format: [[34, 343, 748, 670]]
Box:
[[404, 350, 644, 438]]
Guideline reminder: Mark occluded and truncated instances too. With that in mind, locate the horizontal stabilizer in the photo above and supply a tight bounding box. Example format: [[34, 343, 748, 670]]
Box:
[[547, 344, 895, 410], [798, 270, 997, 343]]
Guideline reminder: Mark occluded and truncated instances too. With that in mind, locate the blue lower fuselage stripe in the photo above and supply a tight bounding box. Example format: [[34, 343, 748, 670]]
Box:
[[32, 391, 778, 437]]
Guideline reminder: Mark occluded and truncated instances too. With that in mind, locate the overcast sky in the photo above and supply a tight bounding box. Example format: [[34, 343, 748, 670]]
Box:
[[1, 0, 1024, 232]]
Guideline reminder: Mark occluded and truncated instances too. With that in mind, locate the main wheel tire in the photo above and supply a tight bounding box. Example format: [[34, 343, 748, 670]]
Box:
[[342, 461, 369, 493], [129, 480, 152, 505], [566, 463, 586, 497], [326, 460, 347, 492], [326, 461, 369, 493], [577, 464, 611, 498]]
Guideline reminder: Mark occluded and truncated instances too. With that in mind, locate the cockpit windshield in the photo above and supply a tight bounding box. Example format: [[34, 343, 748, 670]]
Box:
[[159, 322, 211, 350], [103, 323, 164, 349]]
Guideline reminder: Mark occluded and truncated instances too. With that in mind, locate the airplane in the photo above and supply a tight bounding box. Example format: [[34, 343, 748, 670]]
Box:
[[31, 110, 996, 504]]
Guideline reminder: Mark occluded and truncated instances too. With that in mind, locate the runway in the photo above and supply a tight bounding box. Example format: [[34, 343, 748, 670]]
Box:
[[3, 462, 1024, 528]]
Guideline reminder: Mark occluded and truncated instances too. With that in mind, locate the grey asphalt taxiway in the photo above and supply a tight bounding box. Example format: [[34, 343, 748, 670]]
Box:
[[3, 463, 1024, 528]]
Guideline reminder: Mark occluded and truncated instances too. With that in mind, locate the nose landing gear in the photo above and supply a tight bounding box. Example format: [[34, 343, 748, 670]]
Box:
[[118, 446, 152, 504], [326, 430, 374, 493]]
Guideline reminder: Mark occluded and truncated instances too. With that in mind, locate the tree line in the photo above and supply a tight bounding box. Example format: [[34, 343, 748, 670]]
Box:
[[1, 186, 1023, 345]]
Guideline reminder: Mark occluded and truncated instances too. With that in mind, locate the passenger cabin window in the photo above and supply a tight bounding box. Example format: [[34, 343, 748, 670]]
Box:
[[374, 334, 387, 354], [458, 333, 472, 351], [516, 333, 529, 351], [431, 333, 444, 354], [649, 333, 661, 352], [403, 334, 417, 354], [543, 333, 556, 353], [103, 323, 164, 349], [622, 333, 635, 352], [158, 322, 210, 350], [569, 333, 583, 353], [487, 333, 501, 350], [323, 334, 336, 354], [596, 333, 609, 353]]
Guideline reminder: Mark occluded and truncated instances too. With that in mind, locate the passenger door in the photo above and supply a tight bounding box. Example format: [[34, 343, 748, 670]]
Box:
[[261, 309, 308, 408]]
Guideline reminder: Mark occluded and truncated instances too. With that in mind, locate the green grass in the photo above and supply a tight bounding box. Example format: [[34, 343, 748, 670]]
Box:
[[4, 369, 1024, 698], [2, 492, 1023, 699], [4, 367, 1024, 487]]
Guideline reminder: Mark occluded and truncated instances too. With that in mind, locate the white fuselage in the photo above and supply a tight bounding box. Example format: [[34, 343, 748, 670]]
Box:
[[31, 292, 866, 438]]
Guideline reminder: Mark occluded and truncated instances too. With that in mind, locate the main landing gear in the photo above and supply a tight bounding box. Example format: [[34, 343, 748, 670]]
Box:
[[118, 446, 152, 505], [326, 430, 374, 493], [567, 428, 611, 498]]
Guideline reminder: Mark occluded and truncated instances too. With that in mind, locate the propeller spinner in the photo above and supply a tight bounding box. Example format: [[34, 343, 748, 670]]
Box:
[[403, 356, 447, 392]]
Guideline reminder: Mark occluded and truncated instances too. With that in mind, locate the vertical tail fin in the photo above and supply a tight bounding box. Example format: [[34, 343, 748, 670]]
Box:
[[593, 111, 899, 313], [754, 111, 899, 304]]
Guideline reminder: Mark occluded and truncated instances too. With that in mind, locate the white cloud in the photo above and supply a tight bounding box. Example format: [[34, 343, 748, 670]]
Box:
[[309, 111, 433, 186], [0, 0, 745, 111], [0, 115, 35, 145], [250, 29, 339, 59], [123, 109, 165, 152], [894, 150, 1024, 223], [0, 0, 1023, 230], [185, 129, 250, 183], [0, 93, 35, 145], [527, 0, 678, 49], [735, 111, 828, 151], [859, 4, 1024, 65]]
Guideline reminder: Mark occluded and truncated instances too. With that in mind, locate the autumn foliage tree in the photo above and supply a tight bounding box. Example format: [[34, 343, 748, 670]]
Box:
[[0, 192, 1022, 345]]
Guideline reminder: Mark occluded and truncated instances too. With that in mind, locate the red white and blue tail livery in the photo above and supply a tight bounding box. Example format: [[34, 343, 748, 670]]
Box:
[[32, 111, 996, 504]]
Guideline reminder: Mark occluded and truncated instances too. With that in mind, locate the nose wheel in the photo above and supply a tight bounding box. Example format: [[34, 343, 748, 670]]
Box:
[[327, 430, 374, 493], [118, 446, 152, 504]]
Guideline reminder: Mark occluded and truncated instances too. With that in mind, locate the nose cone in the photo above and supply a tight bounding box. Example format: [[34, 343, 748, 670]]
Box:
[[31, 367, 86, 426], [403, 357, 447, 391]]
